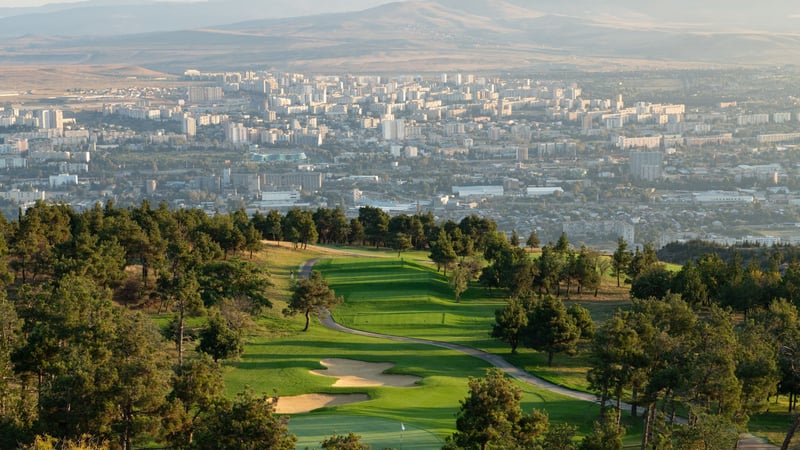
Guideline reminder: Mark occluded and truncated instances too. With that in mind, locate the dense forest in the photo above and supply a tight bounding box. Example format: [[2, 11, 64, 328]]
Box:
[[4, 201, 800, 448], [658, 239, 800, 270]]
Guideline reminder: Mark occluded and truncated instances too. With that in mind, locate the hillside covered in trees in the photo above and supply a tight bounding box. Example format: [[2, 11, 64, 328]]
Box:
[[4, 201, 800, 448]]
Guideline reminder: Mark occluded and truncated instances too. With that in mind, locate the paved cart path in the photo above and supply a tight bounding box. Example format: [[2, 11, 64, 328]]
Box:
[[299, 259, 777, 449]]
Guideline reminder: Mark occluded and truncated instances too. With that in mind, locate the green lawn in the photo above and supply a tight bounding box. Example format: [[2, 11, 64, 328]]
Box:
[[291, 415, 443, 449], [225, 315, 603, 442], [219, 251, 694, 447], [321, 258, 509, 347]]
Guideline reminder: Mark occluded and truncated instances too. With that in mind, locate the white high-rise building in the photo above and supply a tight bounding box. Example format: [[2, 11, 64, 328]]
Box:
[[630, 151, 663, 181], [382, 119, 406, 141], [224, 121, 248, 144], [37, 109, 63, 130], [774, 112, 792, 124], [182, 116, 196, 137], [187, 86, 223, 103]]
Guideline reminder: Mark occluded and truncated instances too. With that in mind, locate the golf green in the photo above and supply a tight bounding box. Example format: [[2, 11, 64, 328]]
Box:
[[290, 414, 443, 449]]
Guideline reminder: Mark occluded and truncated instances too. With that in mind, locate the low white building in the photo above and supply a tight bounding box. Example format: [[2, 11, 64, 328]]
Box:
[[692, 191, 754, 204], [452, 185, 504, 197], [526, 187, 564, 197], [0, 157, 26, 169], [0, 189, 45, 203], [252, 190, 302, 208], [49, 173, 78, 188]]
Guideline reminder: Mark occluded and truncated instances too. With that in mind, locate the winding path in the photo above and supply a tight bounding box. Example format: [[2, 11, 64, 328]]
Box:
[[299, 259, 777, 449]]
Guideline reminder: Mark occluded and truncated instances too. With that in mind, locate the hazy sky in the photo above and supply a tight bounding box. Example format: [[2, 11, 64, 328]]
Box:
[[0, 0, 396, 7], [0, 0, 198, 6], [1, 0, 76, 5]]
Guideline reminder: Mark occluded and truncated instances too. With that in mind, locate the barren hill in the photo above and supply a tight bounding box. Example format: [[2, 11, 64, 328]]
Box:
[[1, 0, 799, 73]]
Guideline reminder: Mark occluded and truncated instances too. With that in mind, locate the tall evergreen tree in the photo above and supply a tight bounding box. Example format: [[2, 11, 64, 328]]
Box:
[[525, 296, 581, 366], [357, 206, 389, 248], [162, 355, 225, 448], [526, 230, 540, 252], [611, 237, 632, 288], [429, 229, 457, 275], [283, 271, 343, 331], [197, 312, 243, 362], [491, 298, 529, 354]]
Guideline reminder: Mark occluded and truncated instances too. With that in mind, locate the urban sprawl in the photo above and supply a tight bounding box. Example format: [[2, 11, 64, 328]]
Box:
[[2, 69, 800, 251]]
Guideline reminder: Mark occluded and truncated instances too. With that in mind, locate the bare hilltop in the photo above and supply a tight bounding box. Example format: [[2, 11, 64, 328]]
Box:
[[1, 0, 799, 73]]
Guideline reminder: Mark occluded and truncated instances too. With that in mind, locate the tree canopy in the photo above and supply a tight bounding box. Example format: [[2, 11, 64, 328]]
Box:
[[444, 368, 551, 450], [284, 270, 343, 331]]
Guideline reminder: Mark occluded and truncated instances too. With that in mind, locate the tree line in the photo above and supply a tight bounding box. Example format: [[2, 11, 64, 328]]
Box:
[[587, 295, 781, 449], [476, 231, 605, 299], [657, 239, 800, 270], [623, 239, 800, 314], [254, 205, 501, 260], [444, 368, 624, 450]]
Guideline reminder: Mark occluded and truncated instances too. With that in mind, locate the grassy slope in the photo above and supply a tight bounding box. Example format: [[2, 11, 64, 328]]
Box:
[[290, 415, 444, 449], [223, 245, 609, 442], [226, 321, 602, 439]]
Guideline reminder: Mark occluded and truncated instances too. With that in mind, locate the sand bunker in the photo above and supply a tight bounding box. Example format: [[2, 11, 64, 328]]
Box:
[[311, 358, 422, 387], [275, 359, 421, 414], [274, 393, 369, 414]]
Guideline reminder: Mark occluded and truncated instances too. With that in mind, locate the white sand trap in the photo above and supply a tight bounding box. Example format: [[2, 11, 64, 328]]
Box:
[[274, 393, 369, 414], [310, 358, 422, 387]]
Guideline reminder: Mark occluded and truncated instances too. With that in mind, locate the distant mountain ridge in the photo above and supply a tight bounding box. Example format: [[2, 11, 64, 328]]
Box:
[[1, 0, 799, 72], [0, 0, 400, 37]]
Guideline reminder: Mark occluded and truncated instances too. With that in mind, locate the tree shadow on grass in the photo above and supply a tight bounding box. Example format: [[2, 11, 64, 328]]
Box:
[[231, 348, 493, 377], [290, 412, 448, 449], [242, 339, 443, 353]]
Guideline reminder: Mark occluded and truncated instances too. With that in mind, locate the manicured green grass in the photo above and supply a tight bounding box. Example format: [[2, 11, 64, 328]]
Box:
[[503, 344, 594, 392], [291, 415, 442, 449], [225, 318, 602, 441], [314, 244, 433, 265], [219, 252, 621, 443], [320, 258, 504, 347], [289, 386, 613, 448]]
